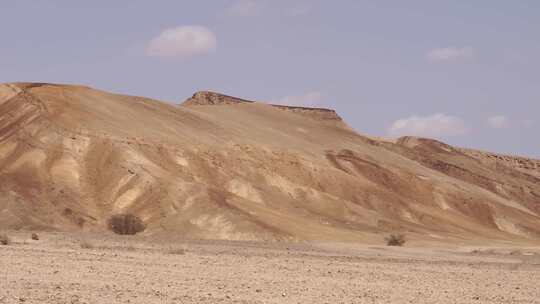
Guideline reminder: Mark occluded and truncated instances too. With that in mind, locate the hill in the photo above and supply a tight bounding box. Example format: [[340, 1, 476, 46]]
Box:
[[0, 82, 539, 244]]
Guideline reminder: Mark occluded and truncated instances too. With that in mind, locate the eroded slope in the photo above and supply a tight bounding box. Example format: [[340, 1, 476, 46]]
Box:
[[0, 82, 539, 244]]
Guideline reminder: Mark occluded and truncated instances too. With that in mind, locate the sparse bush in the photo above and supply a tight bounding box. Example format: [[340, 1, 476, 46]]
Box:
[[108, 214, 146, 235], [31, 233, 39, 241], [385, 233, 406, 246], [123, 245, 137, 252], [0, 233, 11, 245], [80, 240, 94, 249], [168, 248, 186, 255]]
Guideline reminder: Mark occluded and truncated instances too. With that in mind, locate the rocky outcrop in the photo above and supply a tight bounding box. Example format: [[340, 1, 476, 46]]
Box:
[[270, 105, 343, 121], [183, 91, 343, 122], [459, 148, 540, 179], [183, 91, 254, 106]]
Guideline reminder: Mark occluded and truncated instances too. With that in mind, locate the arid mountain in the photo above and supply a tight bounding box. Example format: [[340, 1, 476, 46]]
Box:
[[0, 82, 539, 244]]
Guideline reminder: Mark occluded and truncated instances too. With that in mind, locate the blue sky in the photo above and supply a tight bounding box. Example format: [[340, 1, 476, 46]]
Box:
[[1, 1, 538, 157]]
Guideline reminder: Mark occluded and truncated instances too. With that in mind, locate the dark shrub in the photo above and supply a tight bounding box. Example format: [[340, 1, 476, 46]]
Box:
[[108, 214, 146, 235], [80, 240, 94, 249], [31, 233, 39, 241], [0, 233, 11, 245], [385, 233, 406, 246], [168, 248, 186, 255]]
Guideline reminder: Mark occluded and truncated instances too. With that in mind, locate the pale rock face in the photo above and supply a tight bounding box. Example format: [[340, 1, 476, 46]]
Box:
[[0, 82, 539, 243]]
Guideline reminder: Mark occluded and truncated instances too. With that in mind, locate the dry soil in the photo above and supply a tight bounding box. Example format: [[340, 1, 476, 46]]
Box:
[[1, 231, 540, 303]]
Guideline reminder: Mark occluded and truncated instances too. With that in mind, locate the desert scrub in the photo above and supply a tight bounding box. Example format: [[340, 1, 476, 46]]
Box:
[[168, 248, 186, 255], [385, 233, 406, 246], [108, 214, 146, 235], [0, 233, 11, 245], [80, 240, 94, 249]]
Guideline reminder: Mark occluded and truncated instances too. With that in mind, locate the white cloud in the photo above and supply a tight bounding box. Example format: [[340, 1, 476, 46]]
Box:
[[271, 91, 324, 107], [226, 0, 264, 17], [388, 113, 468, 138], [147, 26, 217, 59], [487, 115, 509, 129], [426, 46, 474, 62]]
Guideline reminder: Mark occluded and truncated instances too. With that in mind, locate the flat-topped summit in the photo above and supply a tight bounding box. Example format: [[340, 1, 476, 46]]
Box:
[[183, 90, 344, 121]]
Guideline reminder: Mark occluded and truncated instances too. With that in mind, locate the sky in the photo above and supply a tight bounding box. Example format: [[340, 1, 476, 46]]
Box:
[[1, 1, 539, 158]]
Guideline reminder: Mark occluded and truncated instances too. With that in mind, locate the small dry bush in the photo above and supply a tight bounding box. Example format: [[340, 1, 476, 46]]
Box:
[[0, 233, 11, 245], [108, 214, 146, 235], [31, 233, 39, 241], [385, 234, 406, 246], [124, 245, 137, 252], [168, 248, 186, 255], [80, 240, 94, 249]]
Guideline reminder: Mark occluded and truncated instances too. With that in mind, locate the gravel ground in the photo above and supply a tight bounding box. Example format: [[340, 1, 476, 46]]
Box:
[[1, 232, 540, 303]]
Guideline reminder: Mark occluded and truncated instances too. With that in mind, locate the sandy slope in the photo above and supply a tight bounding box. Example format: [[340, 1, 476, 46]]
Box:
[[1, 232, 540, 304], [0, 82, 539, 243]]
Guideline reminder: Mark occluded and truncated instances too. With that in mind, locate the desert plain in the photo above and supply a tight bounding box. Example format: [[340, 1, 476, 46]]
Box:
[[1, 231, 540, 304]]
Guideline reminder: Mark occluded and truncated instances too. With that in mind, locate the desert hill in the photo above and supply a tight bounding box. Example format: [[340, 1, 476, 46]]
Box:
[[0, 82, 539, 244]]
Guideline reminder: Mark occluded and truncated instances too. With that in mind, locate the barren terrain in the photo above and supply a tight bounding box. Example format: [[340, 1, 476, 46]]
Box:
[[1, 82, 539, 243], [1, 231, 540, 303], [1, 82, 540, 303]]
